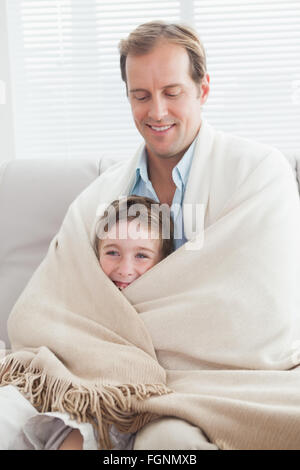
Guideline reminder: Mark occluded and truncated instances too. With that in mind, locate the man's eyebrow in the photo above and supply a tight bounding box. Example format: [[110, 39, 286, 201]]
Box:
[[129, 83, 183, 94], [129, 88, 148, 94], [163, 83, 183, 89]]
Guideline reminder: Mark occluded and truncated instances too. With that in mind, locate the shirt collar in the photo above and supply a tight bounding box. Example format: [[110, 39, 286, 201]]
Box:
[[172, 138, 196, 190], [132, 137, 197, 191], [134, 146, 149, 187]]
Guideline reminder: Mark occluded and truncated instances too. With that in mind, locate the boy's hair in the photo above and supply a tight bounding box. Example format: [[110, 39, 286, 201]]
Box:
[[95, 195, 175, 259], [119, 20, 207, 94]]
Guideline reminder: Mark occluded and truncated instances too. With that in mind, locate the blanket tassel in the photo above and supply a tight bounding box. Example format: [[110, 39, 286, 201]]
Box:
[[0, 356, 172, 450]]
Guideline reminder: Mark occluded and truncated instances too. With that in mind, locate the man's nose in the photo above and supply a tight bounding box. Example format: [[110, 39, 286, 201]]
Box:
[[148, 96, 168, 121]]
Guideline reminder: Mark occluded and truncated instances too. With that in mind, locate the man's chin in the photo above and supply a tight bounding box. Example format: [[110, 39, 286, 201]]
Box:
[[146, 144, 185, 162]]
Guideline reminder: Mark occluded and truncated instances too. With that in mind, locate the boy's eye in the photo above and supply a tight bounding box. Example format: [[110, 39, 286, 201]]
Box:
[[105, 251, 147, 259]]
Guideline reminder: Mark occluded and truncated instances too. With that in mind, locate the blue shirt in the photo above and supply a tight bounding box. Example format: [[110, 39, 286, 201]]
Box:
[[129, 140, 196, 251]]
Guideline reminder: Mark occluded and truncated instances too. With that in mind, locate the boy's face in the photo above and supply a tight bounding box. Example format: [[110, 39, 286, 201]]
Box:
[[98, 219, 163, 290]]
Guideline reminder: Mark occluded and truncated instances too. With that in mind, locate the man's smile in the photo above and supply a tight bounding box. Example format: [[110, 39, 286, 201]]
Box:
[[146, 123, 176, 135]]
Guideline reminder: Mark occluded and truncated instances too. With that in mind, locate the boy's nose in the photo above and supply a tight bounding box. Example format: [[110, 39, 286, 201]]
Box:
[[117, 259, 134, 278]]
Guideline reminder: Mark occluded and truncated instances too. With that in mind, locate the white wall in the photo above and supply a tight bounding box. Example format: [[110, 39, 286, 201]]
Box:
[[0, 0, 15, 162]]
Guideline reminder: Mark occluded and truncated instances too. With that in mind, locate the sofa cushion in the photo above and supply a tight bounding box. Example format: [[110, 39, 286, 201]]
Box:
[[0, 158, 101, 348]]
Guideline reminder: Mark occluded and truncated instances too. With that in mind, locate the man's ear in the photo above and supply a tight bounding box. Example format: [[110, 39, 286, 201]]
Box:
[[199, 73, 210, 104]]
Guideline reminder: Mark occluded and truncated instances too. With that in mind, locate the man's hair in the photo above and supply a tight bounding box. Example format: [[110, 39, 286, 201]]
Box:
[[119, 21, 207, 93], [95, 195, 175, 260]]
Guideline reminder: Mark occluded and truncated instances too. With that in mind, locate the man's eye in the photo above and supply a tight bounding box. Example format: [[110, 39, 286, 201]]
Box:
[[165, 87, 181, 97], [166, 92, 179, 98], [134, 95, 148, 101]]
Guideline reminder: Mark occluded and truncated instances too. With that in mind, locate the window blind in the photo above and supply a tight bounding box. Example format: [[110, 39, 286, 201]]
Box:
[[6, 0, 182, 159], [5, 0, 300, 160], [193, 0, 300, 151]]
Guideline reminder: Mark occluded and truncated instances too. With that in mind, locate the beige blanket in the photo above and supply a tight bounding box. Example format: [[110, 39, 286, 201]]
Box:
[[1, 121, 300, 450]]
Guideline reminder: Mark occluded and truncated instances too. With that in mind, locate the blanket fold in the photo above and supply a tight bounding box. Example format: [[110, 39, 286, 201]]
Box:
[[2, 120, 300, 450]]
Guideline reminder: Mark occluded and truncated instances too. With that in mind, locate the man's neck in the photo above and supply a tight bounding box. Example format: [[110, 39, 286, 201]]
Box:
[[144, 126, 200, 206], [146, 150, 183, 206]]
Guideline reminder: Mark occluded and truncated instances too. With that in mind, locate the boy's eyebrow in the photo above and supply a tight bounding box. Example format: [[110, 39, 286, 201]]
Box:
[[136, 246, 157, 254], [102, 243, 120, 249], [102, 243, 157, 254], [129, 83, 183, 94]]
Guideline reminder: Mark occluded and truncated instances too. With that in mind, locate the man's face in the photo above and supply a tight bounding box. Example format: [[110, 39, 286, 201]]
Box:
[[126, 41, 210, 163]]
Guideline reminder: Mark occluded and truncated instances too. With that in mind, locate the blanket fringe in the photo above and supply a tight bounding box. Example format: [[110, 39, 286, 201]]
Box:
[[0, 356, 172, 450]]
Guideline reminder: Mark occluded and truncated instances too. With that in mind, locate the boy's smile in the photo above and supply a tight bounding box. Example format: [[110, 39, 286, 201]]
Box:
[[113, 281, 131, 290]]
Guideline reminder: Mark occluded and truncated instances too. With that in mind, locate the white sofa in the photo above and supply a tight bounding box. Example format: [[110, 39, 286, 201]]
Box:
[[0, 152, 299, 350]]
